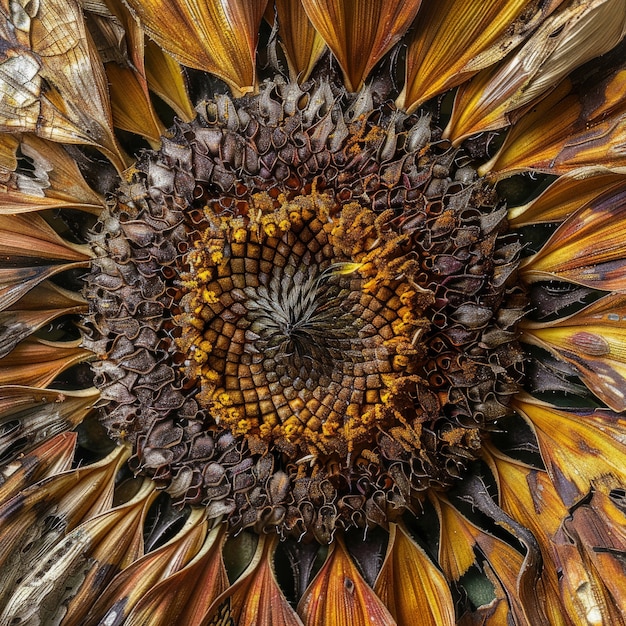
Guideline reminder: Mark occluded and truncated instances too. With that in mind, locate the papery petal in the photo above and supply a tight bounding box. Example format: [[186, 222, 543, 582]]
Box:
[[0, 0, 129, 172], [564, 488, 626, 614], [122, 524, 228, 626], [483, 446, 575, 626], [520, 186, 626, 292], [0, 281, 86, 358], [0, 431, 76, 504], [522, 294, 626, 410], [124, 0, 268, 95], [508, 172, 626, 226], [298, 535, 395, 626], [0, 213, 90, 261], [0, 134, 105, 214], [0, 444, 128, 606], [483, 64, 626, 177], [0, 385, 96, 464], [0, 338, 91, 387], [374, 523, 455, 626], [300, 0, 421, 92], [206, 534, 303, 626], [514, 394, 626, 506], [1, 480, 156, 626], [399, 0, 564, 112], [445, 0, 626, 143], [82, 508, 206, 623], [268, 0, 326, 83]]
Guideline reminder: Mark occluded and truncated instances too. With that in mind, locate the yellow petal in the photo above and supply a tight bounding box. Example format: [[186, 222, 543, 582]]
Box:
[[145, 39, 195, 123], [520, 186, 626, 292], [445, 0, 626, 143], [82, 508, 207, 624], [124, 0, 268, 95], [269, 0, 326, 83], [298, 535, 395, 626], [207, 534, 304, 626], [300, 0, 421, 92], [122, 524, 228, 626], [0, 134, 105, 214], [522, 294, 626, 411], [0, 385, 96, 464], [483, 68, 626, 177], [514, 394, 626, 506], [398, 0, 564, 112], [508, 172, 626, 227], [374, 523, 455, 626]]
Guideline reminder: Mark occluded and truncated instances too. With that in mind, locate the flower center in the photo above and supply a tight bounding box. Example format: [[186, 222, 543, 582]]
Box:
[[85, 77, 527, 541], [175, 190, 433, 458]]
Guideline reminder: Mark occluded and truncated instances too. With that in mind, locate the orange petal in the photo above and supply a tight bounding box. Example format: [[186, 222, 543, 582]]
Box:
[[483, 446, 574, 626], [514, 394, 626, 506], [0, 134, 105, 214], [300, 0, 421, 92], [0, 385, 96, 464], [445, 0, 626, 143], [122, 524, 228, 626], [374, 523, 455, 626], [520, 186, 626, 292], [0, 338, 91, 387], [124, 0, 268, 95], [0, 213, 90, 261], [207, 534, 303, 626], [106, 61, 165, 146], [398, 0, 564, 112], [483, 67, 626, 177], [269, 0, 326, 82], [508, 172, 626, 227], [522, 294, 626, 411], [82, 508, 207, 623]]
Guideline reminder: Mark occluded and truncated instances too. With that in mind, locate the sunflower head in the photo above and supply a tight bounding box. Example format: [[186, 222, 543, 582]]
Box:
[[3, 0, 626, 624]]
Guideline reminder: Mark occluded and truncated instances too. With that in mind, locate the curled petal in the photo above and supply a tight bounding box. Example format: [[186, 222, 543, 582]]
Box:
[[522, 294, 626, 410], [124, 0, 268, 95], [0, 385, 96, 464], [374, 523, 455, 626], [0, 134, 105, 214], [483, 66, 626, 177], [445, 0, 626, 143], [520, 186, 626, 292], [399, 0, 564, 112], [300, 0, 421, 92]]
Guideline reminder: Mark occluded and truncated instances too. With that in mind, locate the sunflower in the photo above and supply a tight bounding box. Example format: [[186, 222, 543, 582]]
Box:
[[2, 0, 626, 623]]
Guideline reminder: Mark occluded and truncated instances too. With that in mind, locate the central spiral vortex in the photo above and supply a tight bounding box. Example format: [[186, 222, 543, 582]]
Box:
[[85, 77, 526, 541]]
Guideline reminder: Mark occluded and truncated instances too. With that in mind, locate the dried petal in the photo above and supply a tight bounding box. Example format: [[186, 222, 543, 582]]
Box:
[[374, 523, 455, 626], [300, 0, 421, 91]]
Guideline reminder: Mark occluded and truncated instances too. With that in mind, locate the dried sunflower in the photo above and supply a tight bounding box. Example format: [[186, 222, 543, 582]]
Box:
[[2, 0, 626, 624]]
